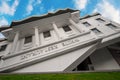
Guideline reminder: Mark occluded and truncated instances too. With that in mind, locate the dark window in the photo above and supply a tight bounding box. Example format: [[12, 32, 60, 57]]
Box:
[[43, 31, 51, 38], [106, 23, 118, 29], [96, 18, 105, 23], [0, 44, 7, 52], [72, 57, 93, 71], [24, 36, 32, 44], [63, 25, 72, 32], [83, 22, 91, 27], [91, 28, 102, 35]]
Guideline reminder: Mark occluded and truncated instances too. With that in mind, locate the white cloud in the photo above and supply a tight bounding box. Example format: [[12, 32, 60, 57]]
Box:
[[26, 0, 42, 16], [0, 33, 5, 38], [73, 0, 88, 10], [33, 0, 42, 6], [0, 17, 8, 27], [0, 0, 19, 16], [26, 0, 34, 15], [93, 0, 120, 23], [48, 7, 55, 13], [37, 0, 42, 4], [11, 0, 19, 15]]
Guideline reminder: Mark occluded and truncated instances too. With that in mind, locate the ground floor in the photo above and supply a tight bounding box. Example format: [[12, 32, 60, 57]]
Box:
[[1, 41, 120, 73], [73, 42, 120, 71]]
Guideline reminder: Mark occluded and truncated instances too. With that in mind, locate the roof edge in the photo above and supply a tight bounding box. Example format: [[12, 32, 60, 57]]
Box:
[[11, 8, 79, 27], [0, 8, 79, 32], [80, 13, 101, 20]]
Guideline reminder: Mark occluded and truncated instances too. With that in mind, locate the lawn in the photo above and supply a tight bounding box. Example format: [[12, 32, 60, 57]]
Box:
[[0, 72, 120, 80]]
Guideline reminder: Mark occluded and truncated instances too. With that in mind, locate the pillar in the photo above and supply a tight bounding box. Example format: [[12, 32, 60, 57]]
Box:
[[10, 31, 19, 54], [69, 18, 82, 32], [34, 27, 40, 47], [52, 22, 63, 39]]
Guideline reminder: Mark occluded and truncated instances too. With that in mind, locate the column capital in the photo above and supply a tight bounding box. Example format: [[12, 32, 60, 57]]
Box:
[[33, 26, 39, 30], [52, 21, 55, 24], [34, 26, 39, 28], [14, 31, 19, 34], [51, 22, 56, 26]]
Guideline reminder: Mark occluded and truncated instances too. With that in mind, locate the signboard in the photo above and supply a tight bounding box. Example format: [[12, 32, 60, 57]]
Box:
[[20, 38, 80, 60]]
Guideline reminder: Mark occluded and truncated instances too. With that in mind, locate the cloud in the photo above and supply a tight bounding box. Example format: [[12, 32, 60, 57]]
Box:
[[0, 17, 8, 27], [93, 0, 120, 23], [73, 0, 88, 10], [26, 0, 34, 15], [48, 7, 55, 13], [33, 0, 42, 6], [0, 33, 5, 38], [26, 0, 42, 16], [0, 0, 19, 16]]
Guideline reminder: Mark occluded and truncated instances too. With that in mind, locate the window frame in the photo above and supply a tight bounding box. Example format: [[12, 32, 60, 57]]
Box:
[[0, 44, 7, 52], [24, 36, 32, 44], [43, 30, 51, 38], [91, 28, 102, 35], [96, 18, 105, 23], [62, 25, 72, 32], [106, 23, 118, 29], [83, 22, 91, 27]]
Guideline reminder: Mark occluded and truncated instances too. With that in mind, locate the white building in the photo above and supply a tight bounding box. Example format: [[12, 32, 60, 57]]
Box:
[[0, 9, 120, 73]]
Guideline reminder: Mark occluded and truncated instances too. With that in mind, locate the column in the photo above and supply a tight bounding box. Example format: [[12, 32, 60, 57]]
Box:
[[69, 18, 82, 32], [10, 31, 19, 54], [52, 22, 63, 39], [0, 58, 4, 67], [34, 27, 40, 47]]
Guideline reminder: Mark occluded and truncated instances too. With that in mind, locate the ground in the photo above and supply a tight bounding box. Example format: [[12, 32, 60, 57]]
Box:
[[0, 72, 120, 80]]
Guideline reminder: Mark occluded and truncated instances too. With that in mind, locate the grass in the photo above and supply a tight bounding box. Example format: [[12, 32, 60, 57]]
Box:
[[0, 72, 120, 80]]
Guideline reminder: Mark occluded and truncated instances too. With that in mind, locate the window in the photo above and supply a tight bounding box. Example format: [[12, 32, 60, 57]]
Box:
[[91, 28, 102, 35], [106, 23, 118, 29], [62, 25, 72, 32], [0, 44, 7, 52], [24, 36, 32, 44], [83, 22, 91, 27], [72, 57, 93, 71], [96, 18, 105, 23], [43, 31, 51, 38]]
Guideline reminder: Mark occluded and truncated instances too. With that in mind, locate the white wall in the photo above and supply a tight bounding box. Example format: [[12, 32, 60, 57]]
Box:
[[12, 44, 96, 73], [80, 15, 118, 37], [12, 25, 80, 53], [90, 48, 120, 70]]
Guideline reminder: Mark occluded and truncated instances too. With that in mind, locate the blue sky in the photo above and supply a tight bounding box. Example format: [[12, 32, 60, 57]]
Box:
[[0, 0, 120, 27]]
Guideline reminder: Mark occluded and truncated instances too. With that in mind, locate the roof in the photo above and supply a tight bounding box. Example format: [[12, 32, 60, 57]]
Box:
[[0, 26, 11, 32], [0, 38, 7, 42], [11, 8, 78, 26], [80, 13, 101, 20], [0, 8, 79, 32]]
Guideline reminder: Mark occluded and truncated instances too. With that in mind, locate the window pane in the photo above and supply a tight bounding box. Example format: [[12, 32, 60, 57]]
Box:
[[96, 18, 105, 23], [24, 36, 32, 44], [43, 31, 51, 38], [0, 44, 7, 51], [91, 28, 102, 35], [83, 22, 91, 27], [63, 25, 71, 32]]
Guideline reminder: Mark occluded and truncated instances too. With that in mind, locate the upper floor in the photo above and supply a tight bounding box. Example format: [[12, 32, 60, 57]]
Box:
[[0, 9, 120, 58]]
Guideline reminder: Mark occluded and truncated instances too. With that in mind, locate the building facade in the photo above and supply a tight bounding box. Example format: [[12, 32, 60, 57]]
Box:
[[0, 9, 120, 73]]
